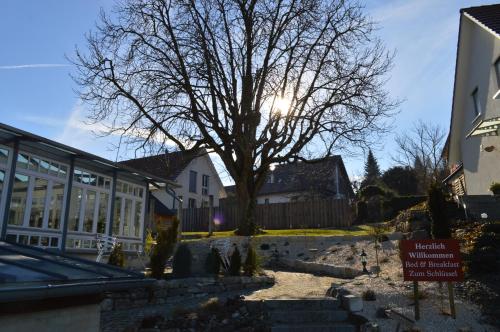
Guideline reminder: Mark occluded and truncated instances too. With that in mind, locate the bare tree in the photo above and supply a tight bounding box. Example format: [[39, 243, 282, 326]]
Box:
[[72, 0, 396, 235], [392, 121, 447, 193]]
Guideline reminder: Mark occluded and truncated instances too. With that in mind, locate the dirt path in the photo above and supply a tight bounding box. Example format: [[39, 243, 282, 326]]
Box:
[[245, 270, 341, 300]]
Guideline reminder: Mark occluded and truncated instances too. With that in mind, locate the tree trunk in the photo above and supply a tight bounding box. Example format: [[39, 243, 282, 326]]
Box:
[[235, 182, 258, 236]]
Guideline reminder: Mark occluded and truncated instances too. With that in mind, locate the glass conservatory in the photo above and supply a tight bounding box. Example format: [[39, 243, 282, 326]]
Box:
[[0, 123, 174, 253]]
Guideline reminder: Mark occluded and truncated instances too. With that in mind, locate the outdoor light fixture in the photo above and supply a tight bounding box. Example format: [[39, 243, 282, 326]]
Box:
[[360, 249, 368, 273]]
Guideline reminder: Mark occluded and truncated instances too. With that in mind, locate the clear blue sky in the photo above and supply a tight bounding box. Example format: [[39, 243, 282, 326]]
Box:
[[0, 0, 496, 184]]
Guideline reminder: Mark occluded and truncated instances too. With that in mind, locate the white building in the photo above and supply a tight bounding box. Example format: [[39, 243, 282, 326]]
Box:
[[121, 149, 226, 209], [444, 4, 500, 196]]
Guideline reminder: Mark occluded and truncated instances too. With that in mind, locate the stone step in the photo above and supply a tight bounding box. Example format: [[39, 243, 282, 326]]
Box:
[[271, 322, 357, 332], [269, 310, 349, 324], [263, 298, 341, 310]]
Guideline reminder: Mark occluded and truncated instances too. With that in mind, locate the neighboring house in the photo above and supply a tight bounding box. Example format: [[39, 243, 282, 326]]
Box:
[[120, 149, 226, 209], [224, 156, 354, 204], [444, 4, 500, 196]]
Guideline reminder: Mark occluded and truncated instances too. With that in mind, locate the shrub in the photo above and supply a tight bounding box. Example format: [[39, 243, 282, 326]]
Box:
[[469, 246, 498, 273], [205, 247, 222, 275], [489, 182, 500, 194], [427, 183, 451, 239], [243, 244, 260, 276], [362, 289, 376, 301], [475, 232, 500, 249], [359, 185, 385, 199], [366, 198, 383, 223], [483, 222, 500, 234], [172, 244, 192, 278], [229, 246, 242, 276], [150, 218, 179, 279], [382, 196, 427, 220], [108, 243, 125, 267], [356, 201, 368, 223]]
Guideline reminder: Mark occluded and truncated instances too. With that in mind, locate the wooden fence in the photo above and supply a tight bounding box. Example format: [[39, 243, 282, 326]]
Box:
[[181, 198, 352, 232]]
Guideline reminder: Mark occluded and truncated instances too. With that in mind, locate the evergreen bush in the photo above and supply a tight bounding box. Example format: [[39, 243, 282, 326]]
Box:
[[150, 218, 179, 279], [356, 201, 368, 223], [108, 243, 125, 267], [489, 182, 500, 195], [205, 247, 222, 275], [469, 246, 498, 273], [427, 183, 451, 239], [243, 244, 260, 276], [229, 246, 242, 276], [359, 185, 385, 199], [172, 243, 192, 278]]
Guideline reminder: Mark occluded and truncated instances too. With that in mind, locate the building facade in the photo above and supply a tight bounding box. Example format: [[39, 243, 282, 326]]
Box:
[[0, 123, 174, 253], [224, 155, 354, 204], [445, 4, 500, 196], [121, 150, 226, 209]]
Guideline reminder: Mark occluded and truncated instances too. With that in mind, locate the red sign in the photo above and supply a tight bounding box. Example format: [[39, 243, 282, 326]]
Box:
[[400, 239, 463, 282]]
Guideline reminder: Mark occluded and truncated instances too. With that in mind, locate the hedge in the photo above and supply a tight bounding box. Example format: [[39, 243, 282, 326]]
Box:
[[382, 195, 427, 219]]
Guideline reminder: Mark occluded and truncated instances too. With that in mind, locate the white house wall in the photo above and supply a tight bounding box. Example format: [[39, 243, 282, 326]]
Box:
[[449, 14, 500, 195], [157, 155, 226, 208], [256, 192, 302, 204]]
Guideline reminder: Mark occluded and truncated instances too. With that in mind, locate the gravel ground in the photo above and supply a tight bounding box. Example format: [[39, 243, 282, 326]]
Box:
[[245, 239, 498, 331]]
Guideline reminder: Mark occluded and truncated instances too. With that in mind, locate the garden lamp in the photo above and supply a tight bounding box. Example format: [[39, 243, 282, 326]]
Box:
[[360, 249, 368, 273]]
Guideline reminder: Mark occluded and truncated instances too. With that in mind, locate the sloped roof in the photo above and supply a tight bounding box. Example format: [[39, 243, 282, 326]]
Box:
[[0, 241, 151, 303], [461, 4, 500, 36], [120, 149, 203, 181], [226, 156, 353, 197]]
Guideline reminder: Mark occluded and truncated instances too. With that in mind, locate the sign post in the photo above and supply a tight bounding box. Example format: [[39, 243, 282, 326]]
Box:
[[400, 239, 463, 320], [413, 280, 420, 320]]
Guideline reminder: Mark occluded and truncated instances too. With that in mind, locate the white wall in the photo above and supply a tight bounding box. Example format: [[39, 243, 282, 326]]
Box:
[[449, 15, 500, 195], [153, 154, 226, 208], [256, 192, 301, 204]]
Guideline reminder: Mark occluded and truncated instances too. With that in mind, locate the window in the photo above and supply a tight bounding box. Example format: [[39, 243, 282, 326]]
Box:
[[112, 180, 146, 239], [202, 174, 209, 195], [68, 187, 83, 231], [48, 182, 64, 229], [122, 198, 133, 236], [97, 193, 109, 234], [29, 178, 48, 228], [134, 201, 142, 237], [189, 171, 197, 193], [0, 147, 9, 164], [264, 198, 270, 204], [8, 173, 30, 226], [113, 197, 122, 235], [188, 198, 196, 208], [6, 152, 69, 235], [83, 190, 97, 232], [70, 167, 112, 234], [472, 88, 481, 117]]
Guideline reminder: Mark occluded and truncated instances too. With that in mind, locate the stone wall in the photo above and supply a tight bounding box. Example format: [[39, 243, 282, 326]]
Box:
[[185, 235, 374, 275], [100, 275, 274, 332]]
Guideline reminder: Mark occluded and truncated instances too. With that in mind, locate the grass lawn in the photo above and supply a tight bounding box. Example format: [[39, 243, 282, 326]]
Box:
[[182, 224, 382, 239]]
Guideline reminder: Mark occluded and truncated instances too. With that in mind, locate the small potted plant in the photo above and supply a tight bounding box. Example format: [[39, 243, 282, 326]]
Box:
[[489, 182, 500, 196]]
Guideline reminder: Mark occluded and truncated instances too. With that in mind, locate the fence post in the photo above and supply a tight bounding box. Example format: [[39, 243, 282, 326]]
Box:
[[177, 200, 183, 241], [208, 196, 214, 236]]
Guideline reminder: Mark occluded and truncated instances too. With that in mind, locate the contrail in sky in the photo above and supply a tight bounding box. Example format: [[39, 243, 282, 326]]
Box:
[[0, 63, 71, 70]]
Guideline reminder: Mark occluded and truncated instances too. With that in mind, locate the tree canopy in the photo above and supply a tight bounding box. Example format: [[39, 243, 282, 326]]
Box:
[[362, 149, 380, 187], [381, 166, 418, 196], [73, 0, 396, 234]]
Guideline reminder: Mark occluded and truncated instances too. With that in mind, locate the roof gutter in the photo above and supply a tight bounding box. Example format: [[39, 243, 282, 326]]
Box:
[[0, 278, 155, 304]]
